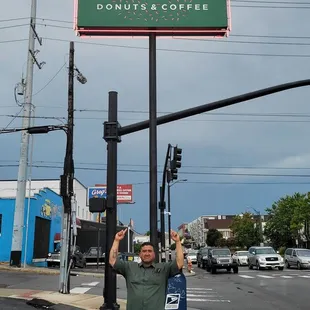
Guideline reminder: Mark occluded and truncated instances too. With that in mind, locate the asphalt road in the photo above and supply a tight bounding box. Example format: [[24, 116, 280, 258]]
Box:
[[1, 266, 310, 309]]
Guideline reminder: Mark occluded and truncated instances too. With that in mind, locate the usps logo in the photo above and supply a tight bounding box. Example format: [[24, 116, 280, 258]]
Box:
[[165, 293, 180, 309]]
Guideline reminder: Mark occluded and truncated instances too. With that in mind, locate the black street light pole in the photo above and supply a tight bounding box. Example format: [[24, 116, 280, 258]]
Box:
[[101, 91, 120, 310], [149, 33, 159, 262]]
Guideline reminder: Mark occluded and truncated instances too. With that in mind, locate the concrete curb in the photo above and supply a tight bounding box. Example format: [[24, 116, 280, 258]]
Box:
[[0, 288, 126, 310], [0, 264, 196, 278], [0, 265, 104, 278]]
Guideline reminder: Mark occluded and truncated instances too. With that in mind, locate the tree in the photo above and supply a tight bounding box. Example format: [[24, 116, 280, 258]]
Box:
[[170, 243, 176, 250], [230, 212, 260, 249], [134, 243, 142, 253], [145, 231, 150, 236], [264, 192, 307, 249], [206, 229, 222, 246]]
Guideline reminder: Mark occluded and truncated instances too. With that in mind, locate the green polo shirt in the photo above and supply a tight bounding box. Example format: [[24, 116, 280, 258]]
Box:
[[113, 258, 180, 310]]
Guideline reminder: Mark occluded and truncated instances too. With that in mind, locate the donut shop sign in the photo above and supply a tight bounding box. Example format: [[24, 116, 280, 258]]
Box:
[[74, 0, 231, 37]]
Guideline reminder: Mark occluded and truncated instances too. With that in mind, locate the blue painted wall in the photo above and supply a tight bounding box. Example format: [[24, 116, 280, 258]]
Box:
[[0, 188, 62, 266]]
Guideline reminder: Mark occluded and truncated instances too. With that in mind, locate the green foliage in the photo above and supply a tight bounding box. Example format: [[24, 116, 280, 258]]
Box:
[[278, 246, 286, 256], [134, 243, 142, 254], [230, 212, 260, 249], [170, 243, 176, 250], [264, 192, 309, 249], [206, 228, 223, 246], [145, 231, 150, 236]]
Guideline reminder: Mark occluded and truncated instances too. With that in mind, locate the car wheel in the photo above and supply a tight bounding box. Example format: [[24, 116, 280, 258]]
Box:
[[248, 263, 253, 269], [256, 261, 261, 270], [278, 267, 284, 271], [238, 259, 240, 266], [211, 267, 216, 274], [227, 268, 231, 272], [285, 260, 290, 268], [297, 262, 301, 270], [233, 266, 239, 274]]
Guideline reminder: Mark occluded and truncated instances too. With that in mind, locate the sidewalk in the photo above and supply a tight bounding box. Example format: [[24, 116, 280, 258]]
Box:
[[0, 262, 196, 277], [0, 288, 127, 310]]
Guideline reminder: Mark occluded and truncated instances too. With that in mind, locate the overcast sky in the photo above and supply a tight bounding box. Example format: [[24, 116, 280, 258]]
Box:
[[1, 0, 310, 234]]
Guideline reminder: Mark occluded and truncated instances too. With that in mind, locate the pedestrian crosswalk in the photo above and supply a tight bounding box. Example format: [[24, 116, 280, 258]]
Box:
[[238, 273, 310, 280], [70, 281, 100, 294], [186, 287, 230, 303]]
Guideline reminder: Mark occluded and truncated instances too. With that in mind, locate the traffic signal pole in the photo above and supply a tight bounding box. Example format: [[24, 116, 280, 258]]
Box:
[[102, 78, 310, 307], [101, 91, 120, 310]]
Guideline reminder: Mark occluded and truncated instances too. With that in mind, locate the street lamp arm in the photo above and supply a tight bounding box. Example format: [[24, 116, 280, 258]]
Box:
[[119, 79, 310, 136]]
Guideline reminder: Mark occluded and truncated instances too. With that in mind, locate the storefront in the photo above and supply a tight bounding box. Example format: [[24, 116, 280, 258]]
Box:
[[0, 187, 63, 266]]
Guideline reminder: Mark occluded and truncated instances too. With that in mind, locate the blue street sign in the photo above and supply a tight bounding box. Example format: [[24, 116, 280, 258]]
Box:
[[165, 273, 187, 309]]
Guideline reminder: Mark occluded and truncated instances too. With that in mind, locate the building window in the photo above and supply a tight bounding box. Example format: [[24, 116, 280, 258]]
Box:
[[82, 209, 84, 219], [0, 214, 2, 235]]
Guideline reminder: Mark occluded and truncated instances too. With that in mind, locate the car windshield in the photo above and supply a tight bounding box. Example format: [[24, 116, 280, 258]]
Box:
[[256, 248, 276, 254], [212, 249, 231, 256], [297, 249, 310, 257], [237, 251, 249, 256]]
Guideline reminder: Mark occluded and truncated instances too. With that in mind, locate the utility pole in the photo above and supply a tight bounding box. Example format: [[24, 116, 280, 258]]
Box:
[[10, 0, 43, 267], [59, 41, 75, 294]]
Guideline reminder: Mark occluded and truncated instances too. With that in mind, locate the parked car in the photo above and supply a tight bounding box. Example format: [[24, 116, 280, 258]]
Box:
[[232, 251, 249, 266], [197, 247, 212, 268], [248, 246, 284, 270], [85, 246, 105, 265], [119, 252, 141, 263], [186, 249, 198, 264], [206, 248, 238, 274], [46, 245, 87, 269], [284, 248, 310, 270]]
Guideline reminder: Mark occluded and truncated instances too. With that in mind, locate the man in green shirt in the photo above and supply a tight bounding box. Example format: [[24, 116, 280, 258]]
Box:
[[109, 228, 184, 310]]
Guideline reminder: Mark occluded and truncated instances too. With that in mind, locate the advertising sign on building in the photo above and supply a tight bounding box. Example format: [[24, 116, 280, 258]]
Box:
[[87, 184, 133, 204], [74, 0, 231, 37]]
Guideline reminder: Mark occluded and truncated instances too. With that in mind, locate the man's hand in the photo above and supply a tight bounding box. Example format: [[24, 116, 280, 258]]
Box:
[[170, 230, 180, 242], [115, 228, 127, 241]]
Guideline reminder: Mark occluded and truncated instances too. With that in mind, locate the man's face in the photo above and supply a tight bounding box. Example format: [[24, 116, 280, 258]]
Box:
[[139, 245, 155, 263]]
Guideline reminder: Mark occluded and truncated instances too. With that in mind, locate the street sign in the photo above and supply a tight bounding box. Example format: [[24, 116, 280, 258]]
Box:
[[74, 0, 231, 37], [166, 273, 187, 309], [87, 184, 133, 205]]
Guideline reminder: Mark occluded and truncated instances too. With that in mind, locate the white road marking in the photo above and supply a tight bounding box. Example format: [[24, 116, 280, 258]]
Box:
[[257, 275, 274, 278], [187, 288, 213, 291], [187, 298, 230, 302], [81, 282, 100, 286], [70, 287, 92, 294], [187, 294, 219, 298], [299, 275, 310, 278], [239, 275, 255, 278], [280, 276, 293, 278]]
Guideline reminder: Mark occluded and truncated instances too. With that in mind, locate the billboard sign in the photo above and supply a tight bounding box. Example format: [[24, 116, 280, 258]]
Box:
[[74, 0, 231, 37], [87, 184, 133, 204]]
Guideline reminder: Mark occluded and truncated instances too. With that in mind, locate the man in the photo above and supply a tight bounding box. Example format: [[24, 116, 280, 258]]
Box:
[[109, 228, 184, 310]]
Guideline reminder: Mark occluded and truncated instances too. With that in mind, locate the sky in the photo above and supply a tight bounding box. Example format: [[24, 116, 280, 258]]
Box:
[[1, 0, 310, 235]]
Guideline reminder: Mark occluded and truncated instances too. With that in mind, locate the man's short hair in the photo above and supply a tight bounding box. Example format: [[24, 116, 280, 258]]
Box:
[[140, 242, 155, 251]]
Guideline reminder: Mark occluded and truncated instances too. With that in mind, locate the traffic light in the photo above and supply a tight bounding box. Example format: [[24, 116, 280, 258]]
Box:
[[89, 197, 107, 213], [169, 146, 182, 181]]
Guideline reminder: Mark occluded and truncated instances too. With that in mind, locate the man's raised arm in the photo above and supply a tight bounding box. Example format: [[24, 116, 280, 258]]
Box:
[[109, 228, 127, 267]]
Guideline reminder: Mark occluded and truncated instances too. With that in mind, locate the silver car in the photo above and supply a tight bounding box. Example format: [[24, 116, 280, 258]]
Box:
[[284, 248, 310, 270], [248, 246, 284, 270], [232, 251, 249, 266]]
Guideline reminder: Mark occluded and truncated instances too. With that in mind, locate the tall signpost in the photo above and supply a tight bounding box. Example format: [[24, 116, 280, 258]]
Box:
[[74, 0, 231, 308]]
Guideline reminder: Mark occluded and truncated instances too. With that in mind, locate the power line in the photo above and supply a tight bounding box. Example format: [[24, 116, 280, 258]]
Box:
[[1, 164, 310, 177], [0, 108, 24, 133], [43, 37, 310, 58], [2, 114, 310, 124], [1, 159, 310, 170], [32, 62, 67, 96]]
